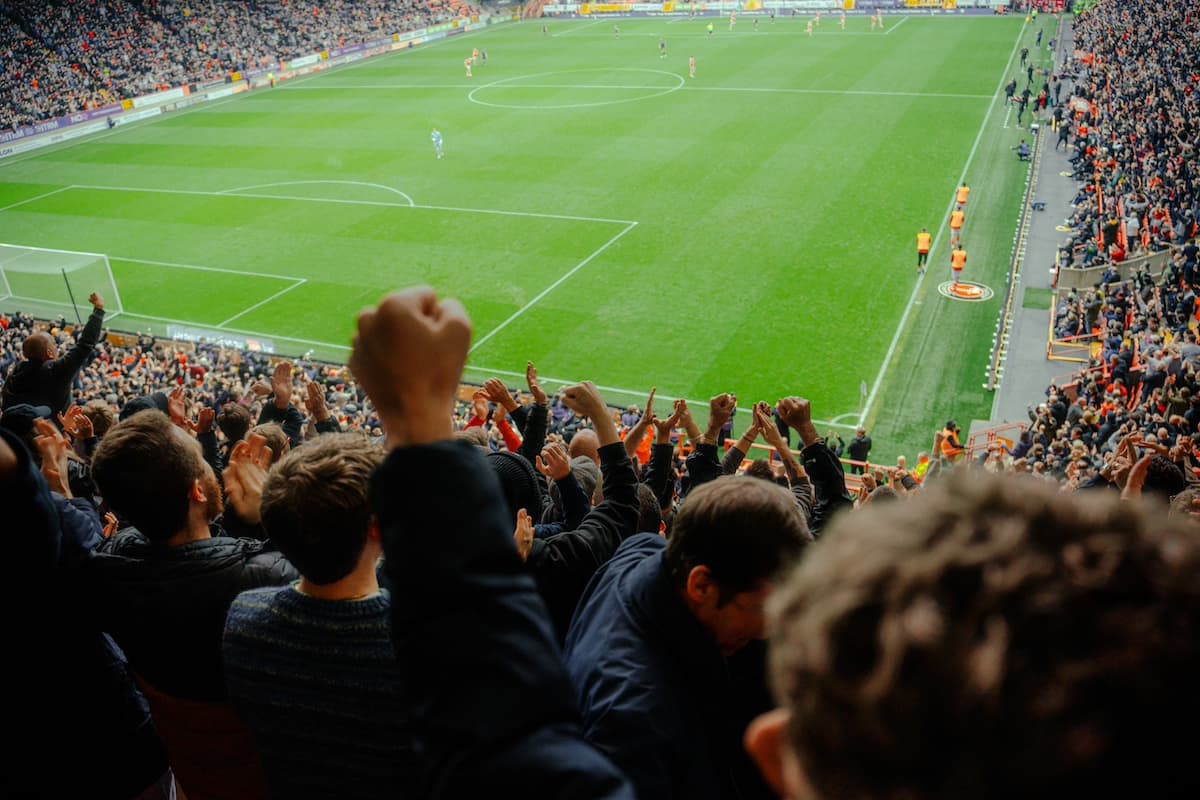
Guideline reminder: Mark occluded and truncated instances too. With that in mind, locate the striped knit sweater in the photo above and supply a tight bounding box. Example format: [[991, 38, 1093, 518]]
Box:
[[222, 585, 415, 799]]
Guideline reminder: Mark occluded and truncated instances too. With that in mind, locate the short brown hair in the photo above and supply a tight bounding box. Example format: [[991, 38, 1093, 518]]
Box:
[[260, 433, 383, 585], [81, 399, 115, 438], [217, 402, 252, 443], [767, 471, 1200, 800], [92, 412, 205, 541], [666, 476, 810, 604], [249, 423, 287, 465]]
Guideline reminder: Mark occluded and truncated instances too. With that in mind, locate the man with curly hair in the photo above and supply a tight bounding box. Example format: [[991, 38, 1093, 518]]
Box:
[[744, 471, 1200, 799]]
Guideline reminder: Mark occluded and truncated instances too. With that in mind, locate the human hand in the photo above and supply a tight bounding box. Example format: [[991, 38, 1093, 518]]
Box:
[[484, 378, 518, 412], [304, 381, 330, 422], [167, 386, 194, 431], [88, 292, 104, 310], [514, 508, 534, 563], [651, 409, 678, 444], [562, 381, 618, 445], [776, 397, 819, 447], [33, 418, 72, 498], [349, 287, 470, 448], [250, 379, 272, 398], [57, 404, 94, 440], [195, 406, 215, 436], [525, 361, 548, 406], [561, 381, 608, 421], [222, 433, 273, 524], [742, 401, 767, 441], [472, 391, 490, 422], [1121, 454, 1154, 500], [535, 441, 570, 480], [704, 393, 736, 441], [102, 512, 119, 539], [756, 403, 784, 448], [271, 361, 293, 409]]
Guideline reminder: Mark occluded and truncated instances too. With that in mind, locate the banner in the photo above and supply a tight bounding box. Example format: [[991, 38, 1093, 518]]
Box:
[[131, 86, 186, 109]]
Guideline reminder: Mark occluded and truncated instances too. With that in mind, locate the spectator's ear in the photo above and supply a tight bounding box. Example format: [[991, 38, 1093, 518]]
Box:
[[744, 709, 789, 797]]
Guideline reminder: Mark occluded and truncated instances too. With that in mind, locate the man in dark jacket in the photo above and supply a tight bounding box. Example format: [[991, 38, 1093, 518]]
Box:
[[847, 426, 872, 474], [85, 410, 297, 701], [4, 425, 172, 799], [563, 474, 812, 799], [2, 291, 105, 414]]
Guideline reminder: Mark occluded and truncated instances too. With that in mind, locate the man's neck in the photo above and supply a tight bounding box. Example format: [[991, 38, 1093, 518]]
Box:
[[296, 569, 380, 602], [163, 523, 212, 547]]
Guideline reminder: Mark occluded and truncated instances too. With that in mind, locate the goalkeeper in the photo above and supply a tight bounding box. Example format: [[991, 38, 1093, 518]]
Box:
[[1, 292, 105, 415]]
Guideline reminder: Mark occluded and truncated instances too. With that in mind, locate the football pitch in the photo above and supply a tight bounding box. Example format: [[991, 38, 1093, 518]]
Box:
[[0, 13, 1048, 457]]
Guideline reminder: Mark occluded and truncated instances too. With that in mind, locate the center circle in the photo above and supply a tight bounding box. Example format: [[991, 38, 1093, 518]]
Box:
[[467, 68, 685, 110]]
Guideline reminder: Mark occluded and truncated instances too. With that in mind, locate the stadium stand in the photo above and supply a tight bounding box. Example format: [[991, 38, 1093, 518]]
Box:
[[0, 0, 480, 130]]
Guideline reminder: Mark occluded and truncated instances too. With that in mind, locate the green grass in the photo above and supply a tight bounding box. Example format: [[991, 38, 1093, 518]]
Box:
[[0, 14, 1050, 456]]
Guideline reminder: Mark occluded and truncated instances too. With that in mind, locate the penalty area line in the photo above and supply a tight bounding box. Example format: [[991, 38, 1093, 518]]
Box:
[[469, 221, 638, 354]]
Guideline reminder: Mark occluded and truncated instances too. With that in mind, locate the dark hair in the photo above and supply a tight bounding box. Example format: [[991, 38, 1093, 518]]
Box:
[[635, 483, 662, 534], [261, 433, 383, 585], [743, 460, 778, 482], [1143, 455, 1187, 500], [768, 471, 1200, 800], [92, 411, 205, 541], [666, 476, 810, 605], [217, 402, 252, 444]]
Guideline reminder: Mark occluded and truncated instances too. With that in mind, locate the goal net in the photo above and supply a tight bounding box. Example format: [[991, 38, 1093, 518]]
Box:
[[0, 243, 124, 322]]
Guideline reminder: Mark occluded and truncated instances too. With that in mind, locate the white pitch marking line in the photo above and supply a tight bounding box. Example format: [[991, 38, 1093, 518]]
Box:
[[466, 365, 856, 429], [69, 183, 636, 225], [116, 310, 353, 351], [218, 278, 307, 327], [220, 180, 415, 206], [469, 221, 638, 354], [0, 186, 74, 214], [857, 20, 1026, 430], [883, 16, 909, 35], [302, 82, 991, 100], [109, 254, 306, 283], [551, 20, 605, 37]]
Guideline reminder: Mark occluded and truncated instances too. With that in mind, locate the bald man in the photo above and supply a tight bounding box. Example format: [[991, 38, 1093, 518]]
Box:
[[2, 292, 105, 414]]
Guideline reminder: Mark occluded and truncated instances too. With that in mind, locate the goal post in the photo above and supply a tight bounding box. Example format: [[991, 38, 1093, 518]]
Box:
[[0, 243, 125, 322]]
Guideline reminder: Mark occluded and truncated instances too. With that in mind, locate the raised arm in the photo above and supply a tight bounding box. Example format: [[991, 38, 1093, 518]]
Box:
[[351, 287, 631, 798], [683, 393, 735, 493], [48, 292, 105, 380], [776, 397, 850, 535]]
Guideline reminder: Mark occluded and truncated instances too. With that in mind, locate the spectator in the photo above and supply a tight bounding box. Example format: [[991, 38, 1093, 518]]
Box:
[[223, 432, 417, 799], [847, 426, 872, 473], [2, 292, 105, 414], [746, 471, 1200, 800], [86, 412, 297, 799], [562, 473, 810, 799]]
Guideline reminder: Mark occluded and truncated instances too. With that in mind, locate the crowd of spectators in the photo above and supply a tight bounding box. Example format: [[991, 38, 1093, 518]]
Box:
[[5, 2, 1200, 798], [0, 0, 480, 131], [1055, 0, 1198, 269], [5, 283, 1197, 799]]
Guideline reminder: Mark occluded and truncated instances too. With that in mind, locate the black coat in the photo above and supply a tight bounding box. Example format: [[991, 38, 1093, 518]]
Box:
[[374, 441, 632, 799], [527, 441, 639, 642], [1, 305, 104, 414], [84, 529, 297, 700]]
